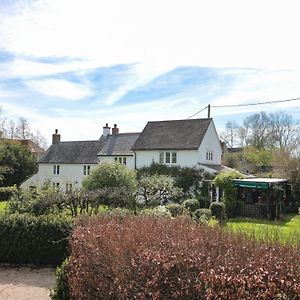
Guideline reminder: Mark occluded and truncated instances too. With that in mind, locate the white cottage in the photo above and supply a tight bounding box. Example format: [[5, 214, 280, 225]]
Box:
[[132, 118, 223, 174], [22, 118, 224, 190]]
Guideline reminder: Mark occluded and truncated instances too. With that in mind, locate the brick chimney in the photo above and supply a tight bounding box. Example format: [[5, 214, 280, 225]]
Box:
[[102, 123, 111, 137], [52, 129, 61, 144], [112, 124, 119, 135]]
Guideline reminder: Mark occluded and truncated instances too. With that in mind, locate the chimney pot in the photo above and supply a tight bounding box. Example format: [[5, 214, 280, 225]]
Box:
[[52, 129, 61, 144], [102, 123, 111, 137], [112, 124, 119, 135]]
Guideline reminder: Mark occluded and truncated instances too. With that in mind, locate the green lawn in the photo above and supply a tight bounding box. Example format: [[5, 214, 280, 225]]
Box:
[[0, 201, 7, 214], [225, 214, 300, 244]]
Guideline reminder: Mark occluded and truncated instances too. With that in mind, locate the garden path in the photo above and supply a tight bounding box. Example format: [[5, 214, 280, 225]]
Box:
[[0, 267, 55, 300]]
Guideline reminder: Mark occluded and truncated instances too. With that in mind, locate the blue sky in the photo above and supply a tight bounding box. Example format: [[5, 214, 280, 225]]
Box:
[[1, 0, 300, 144]]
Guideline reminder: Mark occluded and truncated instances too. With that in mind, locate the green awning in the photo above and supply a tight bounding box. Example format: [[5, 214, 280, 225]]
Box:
[[233, 181, 269, 189]]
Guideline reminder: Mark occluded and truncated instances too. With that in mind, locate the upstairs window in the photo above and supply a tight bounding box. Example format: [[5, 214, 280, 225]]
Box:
[[83, 165, 91, 175], [53, 165, 60, 175], [159, 151, 177, 164], [206, 151, 213, 161], [114, 157, 127, 165]]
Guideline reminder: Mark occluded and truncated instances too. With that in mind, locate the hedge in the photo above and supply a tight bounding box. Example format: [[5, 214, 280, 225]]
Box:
[[68, 216, 300, 299], [0, 186, 17, 201], [0, 213, 73, 266]]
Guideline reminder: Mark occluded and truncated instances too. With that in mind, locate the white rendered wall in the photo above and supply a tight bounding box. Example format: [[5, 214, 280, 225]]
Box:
[[135, 121, 222, 169], [198, 121, 222, 165], [21, 163, 98, 190]]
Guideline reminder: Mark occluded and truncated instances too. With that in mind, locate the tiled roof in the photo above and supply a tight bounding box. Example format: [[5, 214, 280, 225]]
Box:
[[98, 133, 140, 156], [38, 138, 106, 164], [132, 118, 212, 150]]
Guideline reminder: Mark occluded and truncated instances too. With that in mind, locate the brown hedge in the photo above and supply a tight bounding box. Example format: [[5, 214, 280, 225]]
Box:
[[68, 216, 300, 299]]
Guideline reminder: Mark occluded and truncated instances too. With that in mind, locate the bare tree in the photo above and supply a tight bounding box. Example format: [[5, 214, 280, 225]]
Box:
[[16, 117, 31, 139], [31, 130, 48, 149], [7, 120, 17, 139], [269, 112, 299, 151]]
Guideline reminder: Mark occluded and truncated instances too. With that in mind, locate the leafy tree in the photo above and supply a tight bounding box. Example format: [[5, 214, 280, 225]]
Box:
[[137, 174, 183, 207], [214, 170, 244, 218], [0, 141, 37, 186], [243, 146, 273, 171], [82, 162, 137, 191]]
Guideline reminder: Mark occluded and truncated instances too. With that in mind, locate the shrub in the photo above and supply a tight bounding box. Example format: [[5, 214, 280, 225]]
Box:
[[210, 202, 226, 221], [140, 206, 172, 218], [193, 208, 212, 223], [50, 258, 70, 300], [165, 203, 186, 217], [0, 213, 72, 266], [137, 175, 183, 207], [0, 185, 17, 201], [82, 162, 137, 192], [197, 195, 211, 209], [214, 170, 244, 218], [183, 198, 200, 213], [68, 216, 300, 299]]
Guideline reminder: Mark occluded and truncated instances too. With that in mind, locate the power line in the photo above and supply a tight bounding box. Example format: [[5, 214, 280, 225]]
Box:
[[187, 105, 208, 119], [211, 97, 300, 108], [187, 97, 300, 118]]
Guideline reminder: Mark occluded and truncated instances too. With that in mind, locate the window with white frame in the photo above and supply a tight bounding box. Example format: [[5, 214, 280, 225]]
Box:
[[114, 157, 127, 165], [83, 165, 91, 175], [206, 151, 213, 161], [159, 151, 177, 164], [53, 165, 60, 175]]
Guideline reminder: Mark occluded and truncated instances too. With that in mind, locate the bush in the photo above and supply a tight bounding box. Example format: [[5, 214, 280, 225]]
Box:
[[193, 208, 212, 223], [68, 216, 300, 299], [183, 198, 200, 213], [50, 258, 70, 300], [0, 185, 17, 201], [210, 202, 226, 221], [0, 213, 72, 266], [165, 203, 186, 217], [140, 206, 172, 218], [82, 162, 137, 192]]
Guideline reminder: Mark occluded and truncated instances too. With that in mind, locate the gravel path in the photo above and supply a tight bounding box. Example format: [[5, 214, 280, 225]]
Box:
[[0, 267, 55, 300]]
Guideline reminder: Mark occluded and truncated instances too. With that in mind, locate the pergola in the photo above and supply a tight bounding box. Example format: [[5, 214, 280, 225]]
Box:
[[232, 178, 290, 220]]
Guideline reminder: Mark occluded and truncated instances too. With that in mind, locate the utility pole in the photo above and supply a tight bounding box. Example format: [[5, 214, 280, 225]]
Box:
[[208, 104, 211, 118]]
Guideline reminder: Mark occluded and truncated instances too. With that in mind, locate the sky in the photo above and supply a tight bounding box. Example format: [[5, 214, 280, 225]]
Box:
[[1, 0, 300, 145]]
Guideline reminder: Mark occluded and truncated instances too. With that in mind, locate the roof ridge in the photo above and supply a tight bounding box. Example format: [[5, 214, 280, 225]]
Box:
[[147, 118, 212, 123]]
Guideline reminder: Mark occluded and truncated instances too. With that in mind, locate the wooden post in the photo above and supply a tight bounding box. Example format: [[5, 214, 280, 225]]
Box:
[[208, 104, 211, 118]]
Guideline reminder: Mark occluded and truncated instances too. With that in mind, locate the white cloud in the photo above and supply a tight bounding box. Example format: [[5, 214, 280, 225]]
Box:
[[25, 79, 93, 100]]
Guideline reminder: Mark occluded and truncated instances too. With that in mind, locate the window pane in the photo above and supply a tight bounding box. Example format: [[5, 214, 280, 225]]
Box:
[[115, 157, 118, 162], [165, 152, 170, 163], [87, 166, 90, 174], [119, 157, 122, 163], [159, 152, 164, 164], [172, 152, 177, 163], [83, 165, 86, 175], [159, 152, 164, 163], [53, 165, 56, 174], [57, 165, 60, 174], [123, 157, 126, 165]]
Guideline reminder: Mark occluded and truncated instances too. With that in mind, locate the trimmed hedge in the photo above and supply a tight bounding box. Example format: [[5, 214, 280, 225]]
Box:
[[0, 214, 73, 266], [68, 216, 300, 299], [210, 202, 226, 221]]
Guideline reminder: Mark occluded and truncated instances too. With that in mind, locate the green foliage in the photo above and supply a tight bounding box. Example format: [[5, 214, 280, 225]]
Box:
[[0, 213, 72, 265], [209, 202, 226, 221], [82, 162, 137, 192], [0, 185, 17, 201], [243, 146, 273, 169], [140, 206, 172, 218], [137, 163, 212, 194], [0, 141, 37, 186], [193, 208, 212, 223], [183, 198, 200, 213], [165, 203, 186, 217], [137, 174, 183, 207], [214, 171, 244, 218], [50, 258, 70, 300]]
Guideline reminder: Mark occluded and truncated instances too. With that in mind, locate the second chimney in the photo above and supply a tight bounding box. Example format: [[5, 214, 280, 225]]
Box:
[[112, 124, 119, 135], [52, 129, 61, 144]]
